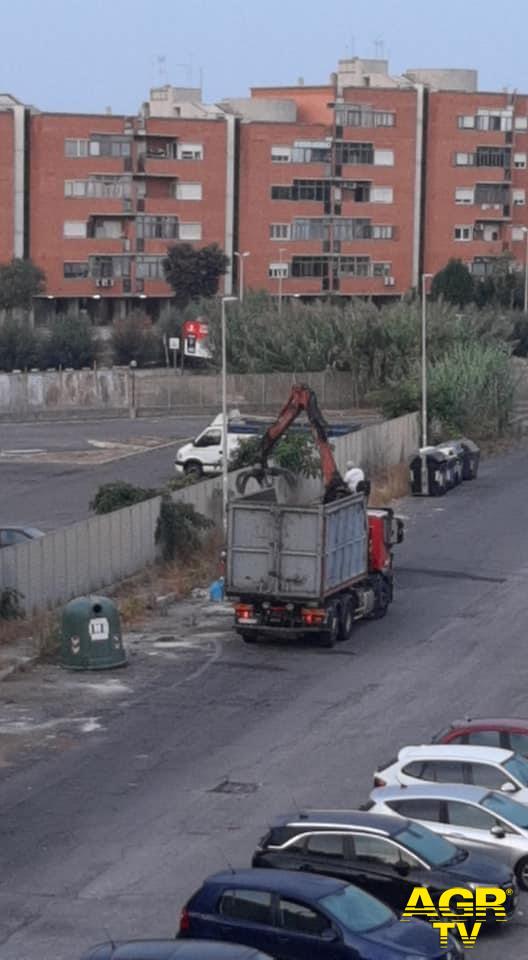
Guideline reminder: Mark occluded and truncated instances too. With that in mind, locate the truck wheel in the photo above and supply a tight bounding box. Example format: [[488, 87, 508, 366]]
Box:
[[339, 598, 355, 642], [184, 460, 203, 479], [371, 576, 391, 620], [320, 604, 339, 648]]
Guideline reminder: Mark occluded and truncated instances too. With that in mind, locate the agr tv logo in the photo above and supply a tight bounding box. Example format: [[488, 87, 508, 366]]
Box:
[[401, 885, 511, 948]]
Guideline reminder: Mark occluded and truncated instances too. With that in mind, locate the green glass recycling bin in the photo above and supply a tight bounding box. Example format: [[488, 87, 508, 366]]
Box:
[[60, 595, 127, 670]]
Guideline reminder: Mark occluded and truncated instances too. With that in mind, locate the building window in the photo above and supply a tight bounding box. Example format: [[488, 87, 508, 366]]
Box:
[[92, 219, 122, 239], [89, 256, 131, 279], [178, 222, 202, 240], [269, 262, 289, 278], [515, 117, 528, 131], [63, 261, 89, 279], [270, 223, 291, 240], [335, 105, 395, 127], [514, 153, 527, 169], [512, 227, 526, 241], [136, 256, 165, 278], [291, 141, 331, 163], [65, 139, 89, 158], [455, 152, 473, 166], [338, 256, 370, 277], [335, 142, 374, 165], [455, 187, 474, 204], [291, 257, 328, 277], [474, 183, 509, 205], [174, 182, 202, 200], [136, 215, 179, 239], [177, 143, 203, 160], [271, 146, 292, 163], [457, 115, 475, 129], [292, 219, 328, 241], [454, 226, 472, 241], [374, 149, 394, 166], [64, 220, 87, 239], [271, 180, 330, 202], [89, 138, 131, 157], [513, 189, 526, 206], [474, 111, 512, 132], [371, 186, 393, 203], [372, 261, 392, 276], [64, 178, 131, 198], [151, 88, 169, 101], [371, 224, 394, 239], [476, 147, 511, 167]]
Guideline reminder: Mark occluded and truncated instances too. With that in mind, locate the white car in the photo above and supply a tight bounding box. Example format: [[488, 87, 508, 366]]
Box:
[[374, 744, 528, 804], [367, 783, 528, 889]]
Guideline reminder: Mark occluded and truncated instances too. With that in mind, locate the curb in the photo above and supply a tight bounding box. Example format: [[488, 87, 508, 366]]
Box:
[[0, 654, 40, 683]]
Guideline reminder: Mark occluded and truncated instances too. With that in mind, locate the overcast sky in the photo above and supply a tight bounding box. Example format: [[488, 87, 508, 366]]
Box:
[[2, 0, 527, 113]]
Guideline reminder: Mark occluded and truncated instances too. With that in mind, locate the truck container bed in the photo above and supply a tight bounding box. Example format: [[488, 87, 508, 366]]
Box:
[[226, 490, 368, 602]]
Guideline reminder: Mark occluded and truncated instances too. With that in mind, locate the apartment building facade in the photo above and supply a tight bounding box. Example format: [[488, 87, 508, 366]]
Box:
[[2, 59, 528, 320]]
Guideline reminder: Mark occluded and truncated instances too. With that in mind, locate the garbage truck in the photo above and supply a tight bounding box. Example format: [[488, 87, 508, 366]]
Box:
[[224, 385, 404, 647]]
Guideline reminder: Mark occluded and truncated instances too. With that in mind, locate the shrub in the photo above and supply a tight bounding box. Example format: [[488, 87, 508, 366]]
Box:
[[0, 317, 40, 371], [111, 311, 162, 366], [0, 587, 24, 620], [230, 432, 321, 477], [90, 481, 158, 514], [155, 496, 213, 563], [39, 314, 99, 369]]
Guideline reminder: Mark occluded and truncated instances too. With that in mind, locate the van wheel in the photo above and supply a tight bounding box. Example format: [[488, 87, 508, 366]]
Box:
[[339, 597, 356, 642], [184, 460, 203, 479], [515, 856, 528, 890]]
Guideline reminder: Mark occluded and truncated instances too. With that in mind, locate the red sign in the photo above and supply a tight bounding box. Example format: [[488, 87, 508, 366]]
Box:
[[183, 318, 209, 339]]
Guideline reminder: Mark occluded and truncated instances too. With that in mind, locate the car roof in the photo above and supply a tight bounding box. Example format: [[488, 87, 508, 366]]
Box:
[[443, 718, 528, 731], [208, 868, 346, 898], [397, 744, 514, 764], [0, 525, 44, 536], [371, 784, 490, 803], [269, 809, 412, 837], [83, 941, 271, 960]]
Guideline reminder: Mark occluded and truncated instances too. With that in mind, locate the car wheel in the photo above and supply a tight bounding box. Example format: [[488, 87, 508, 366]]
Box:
[[184, 460, 203, 478], [240, 632, 258, 644], [515, 855, 528, 890]]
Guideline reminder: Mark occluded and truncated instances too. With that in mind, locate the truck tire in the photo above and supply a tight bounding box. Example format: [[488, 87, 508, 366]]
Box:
[[339, 597, 356, 642], [184, 460, 203, 479], [320, 603, 339, 648]]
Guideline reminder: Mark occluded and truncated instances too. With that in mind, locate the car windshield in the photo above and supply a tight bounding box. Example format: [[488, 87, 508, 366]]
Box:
[[394, 821, 459, 867], [504, 755, 528, 786], [319, 884, 394, 934], [483, 791, 528, 826]]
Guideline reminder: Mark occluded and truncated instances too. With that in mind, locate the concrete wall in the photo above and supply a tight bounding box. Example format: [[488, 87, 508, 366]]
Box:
[[0, 413, 419, 616], [0, 368, 365, 418]]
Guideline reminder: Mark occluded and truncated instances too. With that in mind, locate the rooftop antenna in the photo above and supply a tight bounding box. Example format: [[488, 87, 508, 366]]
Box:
[[103, 928, 116, 950], [156, 54, 167, 83], [373, 37, 384, 59], [291, 794, 304, 817]]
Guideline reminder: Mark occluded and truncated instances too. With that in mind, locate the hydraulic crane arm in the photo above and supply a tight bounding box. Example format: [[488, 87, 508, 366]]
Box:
[[256, 384, 350, 503]]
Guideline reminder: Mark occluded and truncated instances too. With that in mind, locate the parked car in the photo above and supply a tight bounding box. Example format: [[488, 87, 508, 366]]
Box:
[[432, 717, 528, 757], [0, 525, 44, 548], [374, 744, 528, 803], [81, 941, 274, 959], [178, 867, 461, 960], [366, 783, 528, 889], [251, 810, 516, 922]]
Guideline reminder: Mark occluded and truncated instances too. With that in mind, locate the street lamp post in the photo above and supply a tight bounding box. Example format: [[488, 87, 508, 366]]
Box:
[[421, 273, 434, 449], [221, 296, 238, 533], [278, 247, 287, 315], [234, 251, 250, 303]]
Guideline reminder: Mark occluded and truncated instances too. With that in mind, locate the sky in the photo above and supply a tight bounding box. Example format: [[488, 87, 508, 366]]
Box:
[[2, 0, 528, 114]]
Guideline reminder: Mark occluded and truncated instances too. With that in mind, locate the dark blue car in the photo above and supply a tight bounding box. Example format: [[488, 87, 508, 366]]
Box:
[[81, 940, 273, 959], [178, 868, 462, 960]]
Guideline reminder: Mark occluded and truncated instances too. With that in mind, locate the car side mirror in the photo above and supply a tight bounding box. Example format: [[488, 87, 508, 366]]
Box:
[[321, 928, 339, 942], [500, 781, 517, 793], [491, 825, 506, 838], [394, 860, 410, 876]]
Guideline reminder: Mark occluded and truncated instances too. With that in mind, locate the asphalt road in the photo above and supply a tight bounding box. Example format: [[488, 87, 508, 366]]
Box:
[[0, 416, 210, 531], [2, 446, 528, 959]]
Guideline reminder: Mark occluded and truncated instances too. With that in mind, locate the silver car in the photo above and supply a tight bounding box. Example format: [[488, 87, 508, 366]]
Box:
[[367, 783, 528, 889]]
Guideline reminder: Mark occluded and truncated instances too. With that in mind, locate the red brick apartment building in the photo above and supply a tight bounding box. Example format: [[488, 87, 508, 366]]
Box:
[[1, 60, 528, 320]]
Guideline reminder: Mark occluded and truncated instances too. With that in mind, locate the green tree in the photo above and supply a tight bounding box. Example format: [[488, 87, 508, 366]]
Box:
[[39, 315, 99, 369], [0, 258, 46, 311], [230, 433, 321, 478], [0, 317, 40, 371], [111, 310, 162, 366], [431, 259, 474, 306], [163, 243, 229, 308]]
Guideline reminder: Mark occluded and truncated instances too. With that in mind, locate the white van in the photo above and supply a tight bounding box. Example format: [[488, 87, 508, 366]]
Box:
[[174, 413, 255, 478]]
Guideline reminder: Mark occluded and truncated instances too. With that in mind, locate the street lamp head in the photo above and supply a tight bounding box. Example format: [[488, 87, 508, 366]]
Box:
[[222, 295, 238, 303]]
